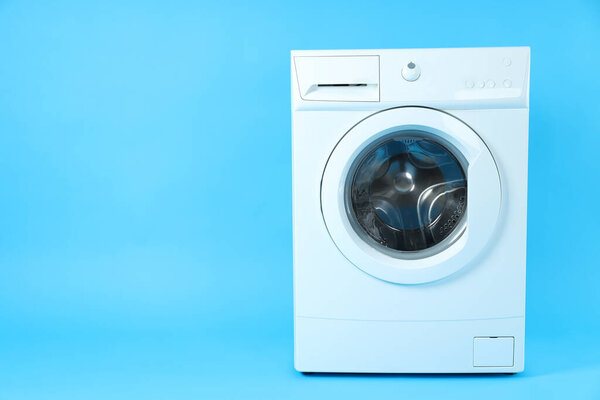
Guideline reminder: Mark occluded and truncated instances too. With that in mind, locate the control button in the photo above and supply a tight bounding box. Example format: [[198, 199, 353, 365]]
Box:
[[401, 61, 421, 82], [503, 57, 512, 67], [503, 79, 512, 88], [465, 80, 474, 88], [477, 80, 485, 88], [486, 80, 496, 88]]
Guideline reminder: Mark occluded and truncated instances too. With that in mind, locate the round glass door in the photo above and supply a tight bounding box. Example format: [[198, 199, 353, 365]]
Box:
[[320, 106, 501, 284], [346, 131, 467, 256]]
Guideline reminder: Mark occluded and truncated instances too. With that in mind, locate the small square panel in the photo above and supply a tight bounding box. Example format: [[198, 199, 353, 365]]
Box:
[[473, 337, 514, 367]]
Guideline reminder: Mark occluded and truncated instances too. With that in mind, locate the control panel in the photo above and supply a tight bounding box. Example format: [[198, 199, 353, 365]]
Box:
[[292, 47, 530, 109]]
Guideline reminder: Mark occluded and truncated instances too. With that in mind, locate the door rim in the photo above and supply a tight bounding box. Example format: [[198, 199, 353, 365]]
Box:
[[320, 106, 501, 284]]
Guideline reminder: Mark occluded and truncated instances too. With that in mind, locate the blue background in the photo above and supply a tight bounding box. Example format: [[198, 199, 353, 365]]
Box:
[[0, 0, 599, 398]]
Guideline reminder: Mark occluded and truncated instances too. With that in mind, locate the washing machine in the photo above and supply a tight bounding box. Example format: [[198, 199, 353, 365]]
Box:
[[291, 47, 530, 373]]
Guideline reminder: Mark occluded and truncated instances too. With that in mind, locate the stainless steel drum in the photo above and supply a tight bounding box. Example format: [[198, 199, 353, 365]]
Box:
[[347, 131, 467, 254]]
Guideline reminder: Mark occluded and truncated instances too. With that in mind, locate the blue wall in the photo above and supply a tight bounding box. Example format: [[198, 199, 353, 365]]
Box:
[[0, 0, 599, 398]]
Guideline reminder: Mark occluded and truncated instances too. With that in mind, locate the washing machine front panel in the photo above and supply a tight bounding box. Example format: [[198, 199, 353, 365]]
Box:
[[321, 106, 501, 284]]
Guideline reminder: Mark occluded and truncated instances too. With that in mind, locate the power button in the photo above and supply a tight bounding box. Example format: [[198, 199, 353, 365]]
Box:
[[402, 61, 421, 82]]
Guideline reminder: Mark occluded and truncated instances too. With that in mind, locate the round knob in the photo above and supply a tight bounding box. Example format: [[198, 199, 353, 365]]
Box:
[[401, 61, 421, 82]]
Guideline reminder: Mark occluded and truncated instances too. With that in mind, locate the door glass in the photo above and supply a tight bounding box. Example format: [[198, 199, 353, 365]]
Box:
[[347, 131, 467, 253]]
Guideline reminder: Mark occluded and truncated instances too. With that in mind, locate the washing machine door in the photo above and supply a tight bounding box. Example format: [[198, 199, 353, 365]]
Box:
[[321, 107, 501, 284]]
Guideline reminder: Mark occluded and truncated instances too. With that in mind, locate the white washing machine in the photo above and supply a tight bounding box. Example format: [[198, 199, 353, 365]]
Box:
[[291, 47, 530, 373]]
